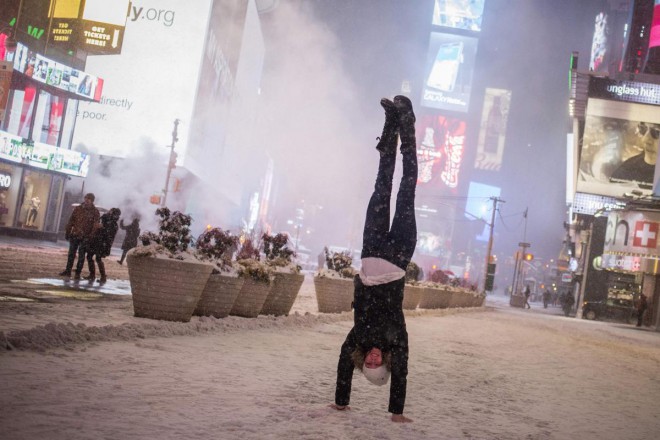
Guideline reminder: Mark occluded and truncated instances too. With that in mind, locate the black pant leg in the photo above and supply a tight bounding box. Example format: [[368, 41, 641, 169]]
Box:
[[65, 238, 81, 272], [388, 148, 418, 269], [361, 153, 396, 259]]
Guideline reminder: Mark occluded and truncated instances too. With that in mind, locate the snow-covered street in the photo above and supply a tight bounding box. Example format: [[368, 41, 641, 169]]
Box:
[[2, 289, 659, 439]]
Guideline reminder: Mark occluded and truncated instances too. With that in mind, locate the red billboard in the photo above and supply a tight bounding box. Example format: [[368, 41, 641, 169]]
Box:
[[416, 114, 466, 190]]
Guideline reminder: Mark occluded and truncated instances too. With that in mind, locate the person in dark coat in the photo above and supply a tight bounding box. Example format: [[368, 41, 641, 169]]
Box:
[[636, 293, 648, 327], [331, 96, 417, 423], [86, 208, 121, 284], [59, 193, 100, 279], [117, 216, 141, 265]]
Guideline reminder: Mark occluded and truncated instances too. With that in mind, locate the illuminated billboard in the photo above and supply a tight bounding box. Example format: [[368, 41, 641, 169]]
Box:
[[464, 181, 500, 242], [416, 114, 466, 190], [577, 98, 660, 198], [651, 0, 660, 49], [587, 2, 634, 76], [0, 129, 90, 177], [432, 0, 485, 32], [474, 88, 512, 171], [7, 42, 104, 101], [421, 32, 478, 113], [415, 198, 456, 260], [73, 0, 212, 159]]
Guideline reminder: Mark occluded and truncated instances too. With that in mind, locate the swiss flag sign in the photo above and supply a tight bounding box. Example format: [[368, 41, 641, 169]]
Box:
[[633, 221, 659, 248]]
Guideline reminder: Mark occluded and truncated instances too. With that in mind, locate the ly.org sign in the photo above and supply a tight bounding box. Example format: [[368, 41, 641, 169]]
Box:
[[604, 210, 660, 258]]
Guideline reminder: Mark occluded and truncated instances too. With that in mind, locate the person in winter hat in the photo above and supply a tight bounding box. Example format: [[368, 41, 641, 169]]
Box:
[[59, 193, 100, 279], [330, 96, 417, 423]]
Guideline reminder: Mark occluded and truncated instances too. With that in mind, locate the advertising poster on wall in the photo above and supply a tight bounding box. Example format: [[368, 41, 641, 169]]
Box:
[[416, 113, 467, 191], [421, 32, 478, 113], [432, 0, 485, 32], [73, 0, 212, 159], [474, 88, 512, 171], [577, 98, 660, 198]]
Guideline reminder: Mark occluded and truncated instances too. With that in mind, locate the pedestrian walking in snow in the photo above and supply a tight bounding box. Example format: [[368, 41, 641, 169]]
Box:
[[636, 293, 648, 327], [524, 285, 531, 309], [59, 193, 100, 279], [542, 289, 551, 309], [86, 208, 121, 284], [117, 216, 141, 265], [330, 96, 417, 423]]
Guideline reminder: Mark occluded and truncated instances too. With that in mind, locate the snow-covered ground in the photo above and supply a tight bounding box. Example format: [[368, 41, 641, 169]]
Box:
[[1, 244, 659, 439]]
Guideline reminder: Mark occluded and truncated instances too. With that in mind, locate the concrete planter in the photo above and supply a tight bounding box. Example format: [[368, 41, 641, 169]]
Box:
[[314, 276, 354, 313], [127, 254, 213, 322], [230, 277, 273, 318], [419, 286, 451, 309], [509, 294, 526, 308], [449, 290, 478, 308], [194, 272, 244, 318], [260, 272, 305, 316], [403, 284, 424, 310]]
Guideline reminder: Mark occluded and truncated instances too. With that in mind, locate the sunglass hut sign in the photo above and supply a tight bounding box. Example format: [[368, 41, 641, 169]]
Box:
[[589, 78, 660, 106], [605, 211, 660, 257]]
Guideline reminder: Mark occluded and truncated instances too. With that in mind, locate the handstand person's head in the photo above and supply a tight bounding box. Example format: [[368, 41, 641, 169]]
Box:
[[352, 347, 391, 386]]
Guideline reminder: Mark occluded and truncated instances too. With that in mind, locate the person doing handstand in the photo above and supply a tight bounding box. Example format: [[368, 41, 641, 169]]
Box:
[[330, 95, 417, 423]]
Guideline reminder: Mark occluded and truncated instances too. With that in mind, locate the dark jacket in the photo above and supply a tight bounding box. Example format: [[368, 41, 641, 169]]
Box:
[[66, 203, 100, 240], [89, 213, 120, 257], [335, 275, 408, 415], [120, 219, 140, 251], [638, 294, 648, 312]]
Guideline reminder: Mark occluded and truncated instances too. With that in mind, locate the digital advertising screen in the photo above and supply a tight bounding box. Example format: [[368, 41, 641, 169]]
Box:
[[474, 88, 512, 171], [73, 0, 212, 159], [432, 0, 485, 32], [464, 181, 500, 242], [7, 42, 103, 101], [0, 129, 90, 177], [577, 98, 660, 198], [589, 12, 608, 72], [651, 0, 660, 49], [415, 199, 456, 260], [421, 32, 478, 113], [416, 114, 467, 190], [588, 2, 634, 76]]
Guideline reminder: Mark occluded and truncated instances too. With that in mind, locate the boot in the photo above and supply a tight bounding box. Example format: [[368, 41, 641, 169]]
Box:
[[393, 95, 416, 154], [375, 98, 399, 155]]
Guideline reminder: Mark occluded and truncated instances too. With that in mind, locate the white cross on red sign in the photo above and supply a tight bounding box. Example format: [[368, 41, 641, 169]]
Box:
[[633, 221, 658, 248]]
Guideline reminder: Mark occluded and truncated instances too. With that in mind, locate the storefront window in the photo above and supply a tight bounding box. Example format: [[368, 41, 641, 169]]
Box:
[[33, 90, 65, 145], [43, 174, 65, 232], [5, 86, 36, 138], [0, 162, 22, 227], [18, 169, 52, 231]]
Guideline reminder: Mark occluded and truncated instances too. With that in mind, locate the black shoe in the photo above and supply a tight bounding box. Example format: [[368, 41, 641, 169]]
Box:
[[393, 95, 415, 122], [59, 270, 72, 277], [98, 277, 107, 284], [394, 95, 416, 152], [376, 98, 399, 154], [73, 272, 82, 280]]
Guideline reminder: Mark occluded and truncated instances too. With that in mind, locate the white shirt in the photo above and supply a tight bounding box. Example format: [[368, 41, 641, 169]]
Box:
[[359, 257, 405, 286]]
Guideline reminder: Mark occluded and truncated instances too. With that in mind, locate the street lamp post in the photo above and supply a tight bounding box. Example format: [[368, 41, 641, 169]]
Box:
[[161, 119, 179, 208]]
